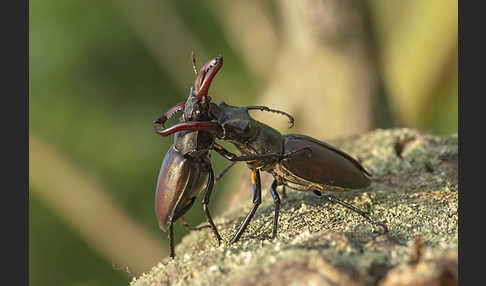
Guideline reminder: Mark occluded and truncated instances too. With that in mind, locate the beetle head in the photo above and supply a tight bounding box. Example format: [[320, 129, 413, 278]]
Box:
[[217, 102, 258, 141], [183, 55, 223, 122], [153, 55, 223, 129]]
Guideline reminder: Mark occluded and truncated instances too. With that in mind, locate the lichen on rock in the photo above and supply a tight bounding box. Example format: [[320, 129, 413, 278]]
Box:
[[131, 128, 458, 286]]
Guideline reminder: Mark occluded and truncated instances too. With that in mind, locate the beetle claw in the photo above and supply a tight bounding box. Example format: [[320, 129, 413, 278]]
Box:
[[376, 222, 389, 234], [152, 121, 164, 133], [371, 221, 389, 234]]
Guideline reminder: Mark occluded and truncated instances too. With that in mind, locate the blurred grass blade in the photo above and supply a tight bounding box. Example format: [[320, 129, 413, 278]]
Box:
[[210, 0, 278, 79], [113, 0, 208, 89], [381, 0, 458, 127]]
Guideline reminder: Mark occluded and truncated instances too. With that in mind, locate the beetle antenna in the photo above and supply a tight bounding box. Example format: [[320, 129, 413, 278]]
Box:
[[191, 51, 198, 75], [245, 105, 295, 128]]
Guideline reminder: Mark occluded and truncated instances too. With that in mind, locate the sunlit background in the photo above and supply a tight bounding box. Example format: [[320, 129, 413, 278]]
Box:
[[29, 1, 457, 285]]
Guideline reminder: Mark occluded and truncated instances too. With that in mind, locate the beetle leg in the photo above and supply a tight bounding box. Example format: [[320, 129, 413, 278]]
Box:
[[213, 143, 250, 161], [215, 161, 237, 181], [213, 143, 309, 162], [269, 180, 280, 239], [231, 169, 262, 243], [214, 143, 275, 162], [180, 217, 211, 231], [168, 222, 175, 259], [281, 185, 287, 199], [202, 167, 222, 245], [280, 147, 312, 160], [314, 191, 388, 234]]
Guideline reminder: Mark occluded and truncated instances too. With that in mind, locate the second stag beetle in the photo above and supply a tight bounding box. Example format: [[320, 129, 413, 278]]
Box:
[[206, 102, 388, 242], [155, 55, 388, 255]]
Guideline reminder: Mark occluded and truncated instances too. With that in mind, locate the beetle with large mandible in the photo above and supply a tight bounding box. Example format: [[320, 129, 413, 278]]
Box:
[[152, 55, 224, 259]]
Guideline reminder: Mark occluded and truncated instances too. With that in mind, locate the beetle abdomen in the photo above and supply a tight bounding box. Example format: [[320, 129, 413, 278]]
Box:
[[155, 146, 209, 231], [155, 146, 191, 231], [281, 134, 371, 190]]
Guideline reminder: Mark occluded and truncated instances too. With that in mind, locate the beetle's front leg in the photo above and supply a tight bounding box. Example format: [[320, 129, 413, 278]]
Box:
[[213, 143, 310, 162], [202, 167, 222, 245], [231, 169, 262, 243]]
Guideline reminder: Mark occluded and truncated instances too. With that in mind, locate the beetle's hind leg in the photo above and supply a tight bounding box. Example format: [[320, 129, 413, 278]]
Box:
[[180, 217, 211, 231], [269, 180, 280, 239], [313, 191, 388, 234]]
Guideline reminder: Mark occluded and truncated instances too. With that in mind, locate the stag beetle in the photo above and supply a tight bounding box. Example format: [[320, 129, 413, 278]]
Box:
[[206, 102, 388, 242], [158, 74, 388, 246], [151, 55, 224, 259], [153, 55, 303, 258]]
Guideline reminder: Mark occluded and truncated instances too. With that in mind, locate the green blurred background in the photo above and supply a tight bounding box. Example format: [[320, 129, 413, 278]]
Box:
[[29, 1, 457, 285]]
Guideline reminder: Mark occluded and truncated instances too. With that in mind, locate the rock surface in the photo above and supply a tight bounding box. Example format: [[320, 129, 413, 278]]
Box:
[[131, 128, 458, 286]]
